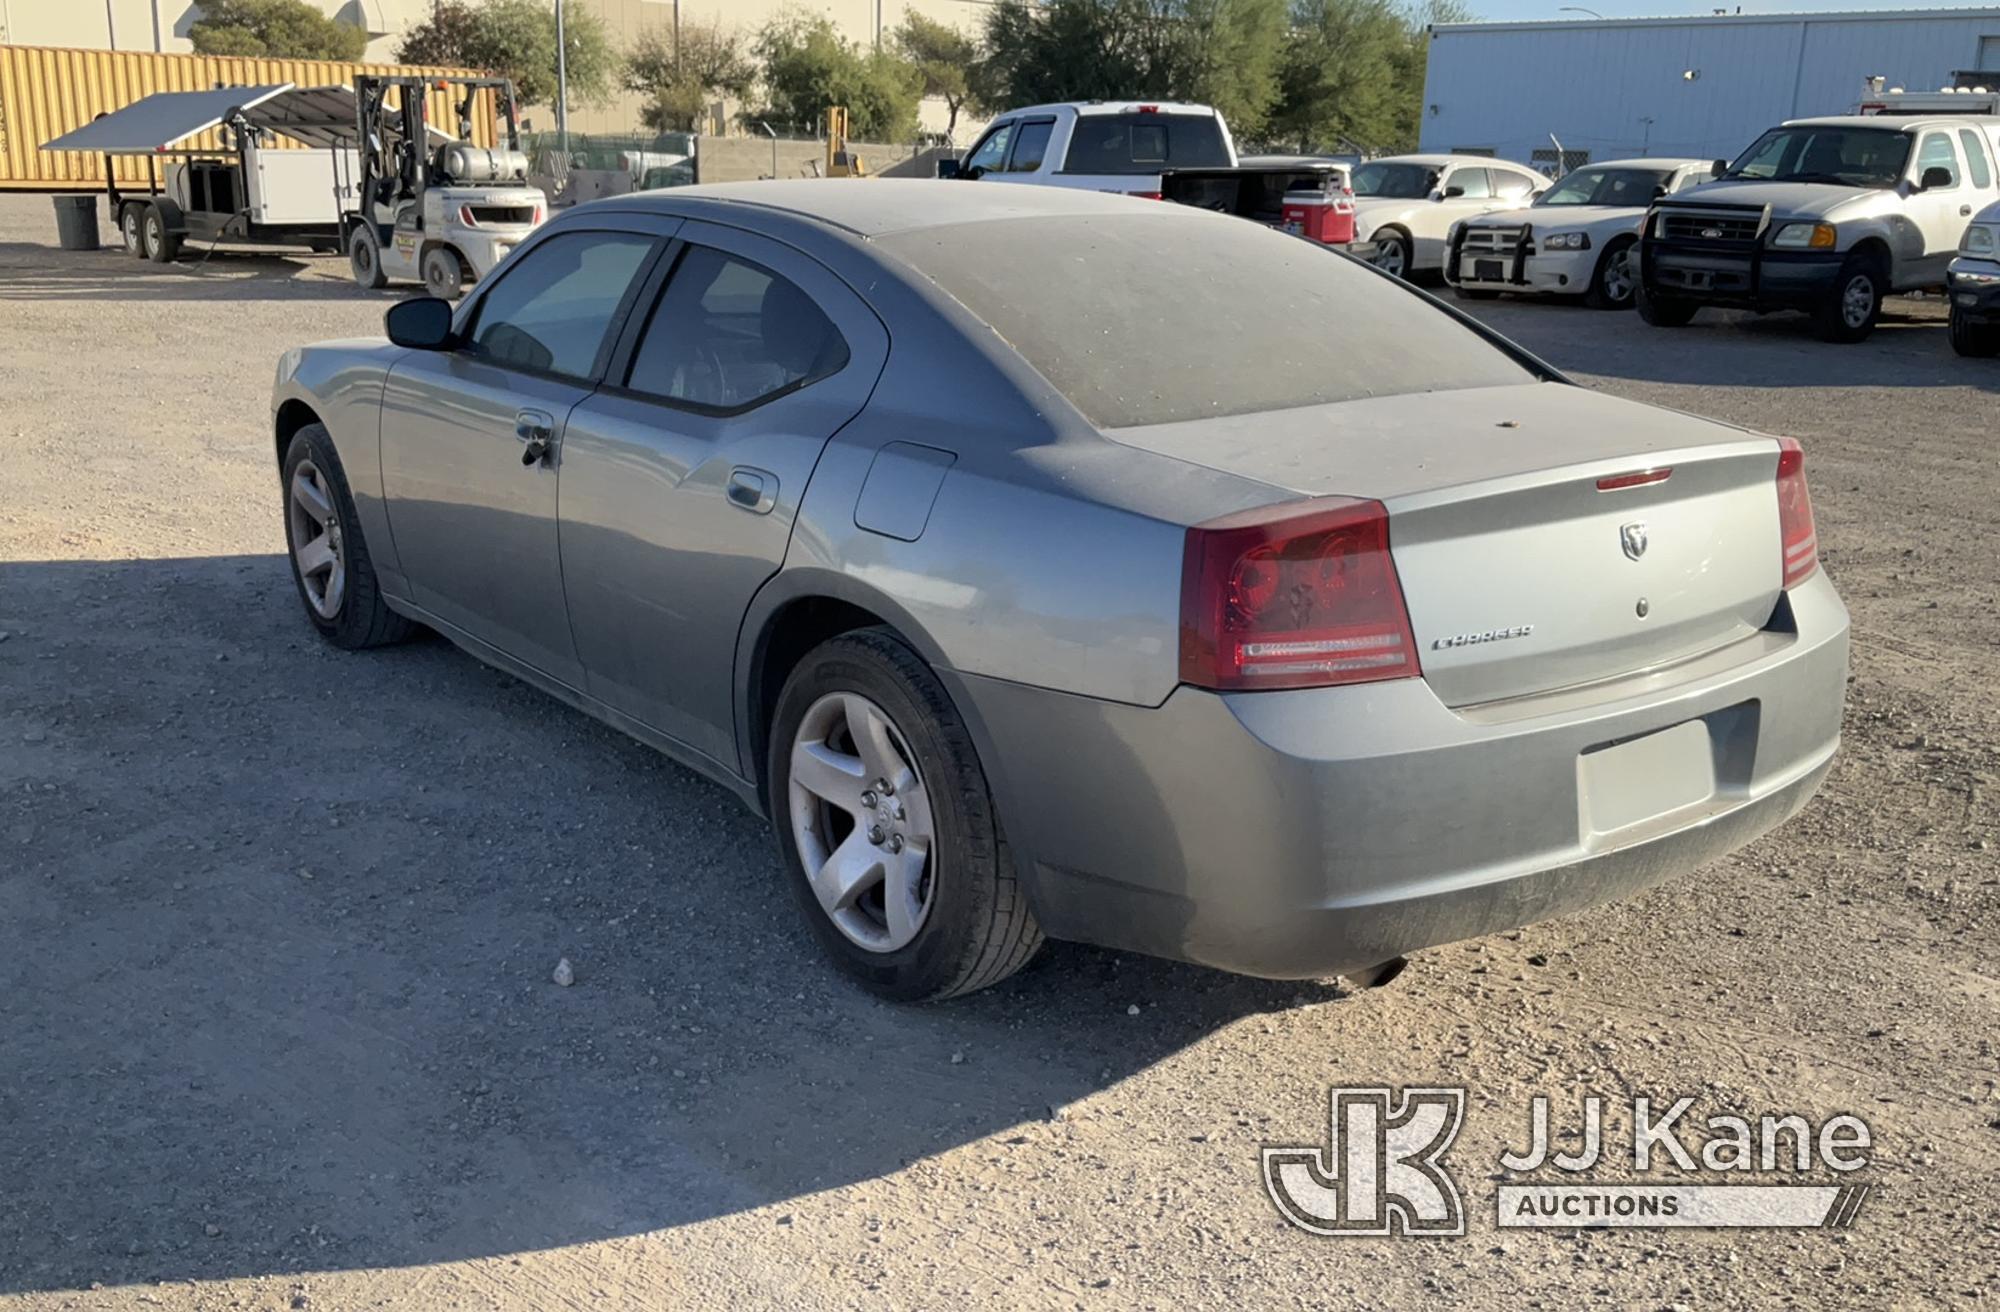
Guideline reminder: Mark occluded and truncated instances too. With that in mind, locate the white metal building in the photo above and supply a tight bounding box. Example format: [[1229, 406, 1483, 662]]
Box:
[[1420, 8, 2000, 168]]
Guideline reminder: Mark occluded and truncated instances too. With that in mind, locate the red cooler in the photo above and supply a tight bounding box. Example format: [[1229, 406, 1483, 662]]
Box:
[[1281, 190, 1356, 247]]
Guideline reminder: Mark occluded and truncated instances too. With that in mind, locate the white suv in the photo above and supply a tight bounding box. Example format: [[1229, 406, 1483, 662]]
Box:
[[944, 102, 1236, 197]]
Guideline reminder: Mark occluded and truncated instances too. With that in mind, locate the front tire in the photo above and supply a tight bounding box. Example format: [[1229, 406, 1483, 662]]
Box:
[[281, 423, 414, 649], [1369, 230, 1413, 280], [1584, 237, 1638, 310], [142, 201, 182, 263], [769, 629, 1042, 1001], [1813, 254, 1883, 343], [348, 225, 387, 290], [1949, 304, 2000, 356], [1636, 279, 1698, 327]]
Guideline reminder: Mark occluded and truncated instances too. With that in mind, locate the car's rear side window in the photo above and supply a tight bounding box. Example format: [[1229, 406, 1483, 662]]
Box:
[[623, 245, 849, 413], [1061, 113, 1229, 174], [880, 213, 1533, 429], [466, 231, 654, 380]]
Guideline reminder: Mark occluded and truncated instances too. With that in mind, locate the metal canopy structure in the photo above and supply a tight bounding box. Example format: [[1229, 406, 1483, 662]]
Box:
[[40, 85, 292, 155], [41, 83, 457, 156]]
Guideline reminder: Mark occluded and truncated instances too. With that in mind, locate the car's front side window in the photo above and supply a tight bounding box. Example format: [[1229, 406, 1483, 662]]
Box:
[[1917, 131, 1962, 188], [624, 246, 849, 413], [1448, 168, 1492, 199], [465, 231, 654, 380], [964, 123, 1014, 174]]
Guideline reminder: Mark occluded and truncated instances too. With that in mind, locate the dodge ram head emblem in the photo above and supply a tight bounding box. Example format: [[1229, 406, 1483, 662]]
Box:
[[1621, 522, 1649, 560]]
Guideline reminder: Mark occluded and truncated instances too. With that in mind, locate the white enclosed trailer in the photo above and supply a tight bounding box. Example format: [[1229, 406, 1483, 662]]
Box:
[[40, 83, 435, 264]]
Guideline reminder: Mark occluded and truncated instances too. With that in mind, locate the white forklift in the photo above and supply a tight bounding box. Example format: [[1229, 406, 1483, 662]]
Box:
[[345, 74, 547, 298]]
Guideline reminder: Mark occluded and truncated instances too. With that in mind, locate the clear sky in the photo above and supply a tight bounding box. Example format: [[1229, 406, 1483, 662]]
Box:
[[1462, 0, 1978, 20]]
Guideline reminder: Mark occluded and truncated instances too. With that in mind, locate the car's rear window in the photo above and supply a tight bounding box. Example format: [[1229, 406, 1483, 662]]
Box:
[[880, 213, 1535, 429], [1061, 113, 1230, 174]]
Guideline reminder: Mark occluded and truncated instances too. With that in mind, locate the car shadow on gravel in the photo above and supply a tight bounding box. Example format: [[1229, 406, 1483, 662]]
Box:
[[0, 553, 1342, 1296], [0, 242, 379, 303], [1461, 297, 2000, 393]]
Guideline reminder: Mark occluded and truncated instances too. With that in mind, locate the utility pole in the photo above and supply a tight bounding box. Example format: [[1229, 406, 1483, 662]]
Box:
[[103, 0, 118, 49], [554, 0, 570, 156]]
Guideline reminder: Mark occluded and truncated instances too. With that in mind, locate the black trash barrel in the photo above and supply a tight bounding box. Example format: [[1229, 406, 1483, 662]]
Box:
[[52, 195, 101, 251]]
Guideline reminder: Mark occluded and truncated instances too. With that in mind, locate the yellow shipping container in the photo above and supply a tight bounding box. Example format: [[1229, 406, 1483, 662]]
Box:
[[1, 44, 500, 191]]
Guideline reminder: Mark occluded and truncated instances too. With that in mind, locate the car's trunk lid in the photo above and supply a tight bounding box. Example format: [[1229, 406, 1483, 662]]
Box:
[[1107, 382, 1785, 706]]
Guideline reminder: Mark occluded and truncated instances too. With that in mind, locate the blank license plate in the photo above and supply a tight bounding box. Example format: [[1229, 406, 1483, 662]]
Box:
[[1577, 720, 1717, 839], [1474, 259, 1503, 281]]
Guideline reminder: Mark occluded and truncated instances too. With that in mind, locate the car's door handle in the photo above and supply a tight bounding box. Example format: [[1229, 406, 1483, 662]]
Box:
[[726, 467, 776, 514], [515, 409, 554, 466]]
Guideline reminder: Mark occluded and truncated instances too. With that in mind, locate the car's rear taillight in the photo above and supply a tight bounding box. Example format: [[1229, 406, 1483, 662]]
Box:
[[1129, 189, 1164, 200], [458, 204, 479, 226], [1179, 497, 1420, 691], [1775, 436, 1818, 588]]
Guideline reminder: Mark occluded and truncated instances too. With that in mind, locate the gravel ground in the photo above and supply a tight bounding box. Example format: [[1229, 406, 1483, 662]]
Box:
[[1, 193, 1995, 1311]]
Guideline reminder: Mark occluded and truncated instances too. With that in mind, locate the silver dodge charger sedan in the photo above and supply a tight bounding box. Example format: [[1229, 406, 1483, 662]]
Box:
[[271, 180, 1847, 1000]]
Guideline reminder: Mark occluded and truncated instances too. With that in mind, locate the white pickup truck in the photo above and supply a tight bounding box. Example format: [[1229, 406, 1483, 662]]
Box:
[[940, 101, 1236, 196], [1638, 112, 2000, 341]]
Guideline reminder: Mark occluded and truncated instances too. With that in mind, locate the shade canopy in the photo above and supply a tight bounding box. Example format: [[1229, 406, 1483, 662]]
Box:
[[41, 85, 292, 154], [43, 83, 454, 154]]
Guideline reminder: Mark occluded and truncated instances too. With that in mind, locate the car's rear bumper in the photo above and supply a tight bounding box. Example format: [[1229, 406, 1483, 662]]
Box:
[[1948, 255, 2000, 318], [1639, 241, 1844, 310], [945, 572, 1848, 979]]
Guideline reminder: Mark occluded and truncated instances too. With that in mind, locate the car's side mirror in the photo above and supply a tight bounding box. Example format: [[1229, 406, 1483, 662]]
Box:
[[1919, 166, 1954, 191], [961, 163, 986, 181], [1711, 159, 1728, 177], [935, 157, 961, 180], [1443, 184, 1465, 198], [385, 296, 455, 350]]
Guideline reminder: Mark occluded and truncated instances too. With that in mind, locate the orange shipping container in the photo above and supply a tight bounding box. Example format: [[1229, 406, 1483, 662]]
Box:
[[1, 44, 500, 191]]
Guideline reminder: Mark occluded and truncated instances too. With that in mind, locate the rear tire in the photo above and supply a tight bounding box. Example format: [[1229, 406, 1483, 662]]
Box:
[[1812, 253, 1883, 343], [142, 201, 182, 263], [768, 628, 1042, 1001], [1636, 279, 1698, 327], [1584, 237, 1638, 310], [422, 246, 467, 299], [281, 423, 415, 650], [348, 225, 387, 290], [119, 203, 145, 257], [1949, 304, 2000, 356]]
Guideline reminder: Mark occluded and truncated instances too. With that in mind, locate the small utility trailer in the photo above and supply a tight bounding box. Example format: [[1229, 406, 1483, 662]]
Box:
[[39, 82, 434, 264]]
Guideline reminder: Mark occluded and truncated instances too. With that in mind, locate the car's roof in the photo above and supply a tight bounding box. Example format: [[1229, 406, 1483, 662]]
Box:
[[1783, 114, 1973, 130], [996, 100, 1219, 118], [1577, 157, 1710, 170], [1370, 153, 1537, 170], [609, 178, 1174, 238]]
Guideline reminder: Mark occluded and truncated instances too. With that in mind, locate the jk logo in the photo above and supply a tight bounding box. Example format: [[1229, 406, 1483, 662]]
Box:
[[1263, 1087, 1467, 1237]]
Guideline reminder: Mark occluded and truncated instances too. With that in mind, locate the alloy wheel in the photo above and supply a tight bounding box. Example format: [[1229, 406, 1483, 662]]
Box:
[[1602, 249, 1635, 304], [1373, 241, 1406, 278], [787, 691, 937, 952], [1841, 274, 1874, 329], [287, 460, 346, 619]]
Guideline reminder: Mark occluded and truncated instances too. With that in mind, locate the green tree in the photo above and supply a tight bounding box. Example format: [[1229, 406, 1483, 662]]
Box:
[[622, 21, 757, 132], [981, 0, 1286, 137], [890, 11, 986, 140], [750, 13, 924, 142], [188, 0, 368, 61], [396, 0, 616, 108], [1262, 0, 1467, 154]]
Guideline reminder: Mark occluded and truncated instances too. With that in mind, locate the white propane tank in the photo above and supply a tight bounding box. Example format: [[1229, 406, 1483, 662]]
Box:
[[438, 145, 529, 183]]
